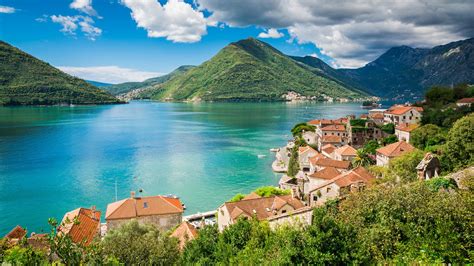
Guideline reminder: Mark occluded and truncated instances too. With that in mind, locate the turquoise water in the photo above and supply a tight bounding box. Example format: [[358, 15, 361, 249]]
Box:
[[0, 101, 369, 235]]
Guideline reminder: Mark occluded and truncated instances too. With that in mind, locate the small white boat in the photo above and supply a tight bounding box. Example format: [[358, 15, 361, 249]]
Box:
[[269, 148, 279, 152], [257, 154, 267, 158]]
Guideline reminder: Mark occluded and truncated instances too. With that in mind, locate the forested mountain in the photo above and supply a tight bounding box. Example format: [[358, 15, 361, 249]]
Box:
[[0, 41, 121, 105]]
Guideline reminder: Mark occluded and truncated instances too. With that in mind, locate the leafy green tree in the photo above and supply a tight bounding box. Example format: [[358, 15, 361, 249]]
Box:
[[353, 149, 374, 167], [387, 150, 425, 183], [410, 124, 446, 150], [442, 113, 474, 172], [380, 123, 395, 134], [287, 146, 300, 177], [180, 225, 219, 265], [101, 220, 179, 265], [381, 135, 398, 145], [253, 186, 290, 197], [3, 246, 47, 265], [425, 86, 454, 106], [425, 177, 458, 191], [229, 193, 245, 202], [363, 140, 380, 155], [291, 123, 316, 137]]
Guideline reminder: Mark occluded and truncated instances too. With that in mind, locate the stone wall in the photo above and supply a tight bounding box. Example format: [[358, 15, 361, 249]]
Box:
[[107, 213, 182, 232]]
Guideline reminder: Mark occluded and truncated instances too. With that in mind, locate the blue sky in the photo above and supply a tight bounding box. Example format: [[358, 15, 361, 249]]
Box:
[[1, 0, 472, 83]]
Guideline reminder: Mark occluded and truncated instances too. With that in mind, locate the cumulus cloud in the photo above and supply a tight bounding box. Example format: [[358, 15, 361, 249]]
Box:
[[70, 0, 98, 17], [50, 15, 102, 40], [121, 0, 207, 43], [258, 28, 283, 39], [0, 5, 15, 13], [57, 66, 164, 84], [198, 0, 474, 68]]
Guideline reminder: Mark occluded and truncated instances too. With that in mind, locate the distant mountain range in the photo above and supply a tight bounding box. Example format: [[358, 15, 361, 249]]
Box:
[[0, 41, 121, 106], [114, 37, 474, 101], [86, 80, 112, 87]]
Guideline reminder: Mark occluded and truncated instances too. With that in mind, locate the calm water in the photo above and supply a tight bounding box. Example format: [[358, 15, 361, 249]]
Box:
[[0, 101, 370, 235]]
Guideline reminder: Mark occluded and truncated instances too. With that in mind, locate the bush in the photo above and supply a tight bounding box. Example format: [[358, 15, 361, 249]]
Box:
[[441, 113, 474, 172], [254, 186, 290, 197], [410, 124, 447, 150], [381, 135, 398, 146], [3, 246, 47, 265], [291, 123, 316, 137], [363, 140, 380, 155], [380, 123, 395, 134], [387, 150, 425, 183], [229, 193, 245, 202]]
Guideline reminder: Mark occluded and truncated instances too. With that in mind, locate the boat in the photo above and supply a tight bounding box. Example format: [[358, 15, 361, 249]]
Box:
[[269, 148, 279, 152], [257, 154, 267, 158]]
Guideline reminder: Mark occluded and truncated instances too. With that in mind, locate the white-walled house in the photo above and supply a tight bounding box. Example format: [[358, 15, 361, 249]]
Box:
[[384, 105, 423, 126], [395, 123, 419, 143], [298, 146, 319, 172], [333, 145, 358, 161], [376, 141, 415, 167]]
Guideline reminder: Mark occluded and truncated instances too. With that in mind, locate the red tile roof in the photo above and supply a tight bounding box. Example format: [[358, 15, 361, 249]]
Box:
[[310, 166, 375, 192], [376, 141, 415, 157], [308, 167, 340, 180], [396, 123, 419, 132], [4, 225, 27, 240], [59, 207, 101, 246], [321, 124, 346, 131], [370, 113, 384, 119], [307, 119, 320, 125], [243, 192, 261, 200], [334, 145, 357, 156], [298, 146, 317, 154], [321, 144, 336, 155], [386, 105, 423, 115], [311, 157, 351, 169], [457, 97, 474, 103], [321, 135, 342, 143], [106, 195, 183, 220], [171, 222, 198, 250]]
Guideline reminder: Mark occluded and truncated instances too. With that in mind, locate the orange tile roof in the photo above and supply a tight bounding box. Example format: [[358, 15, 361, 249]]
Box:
[[360, 114, 368, 119], [376, 141, 415, 157], [106, 195, 183, 220], [321, 135, 342, 143], [243, 192, 261, 200], [59, 207, 101, 246], [370, 113, 385, 119], [334, 145, 357, 156], [321, 124, 346, 131], [223, 195, 304, 222], [311, 158, 351, 169], [396, 123, 419, 132], [386, 105, 423, 115], [307, 119, 320, 125], [171, 222, 198, 250], [308, 167, 341, 180], [322, 144, 336, 155], [308, 153, 326, 164], [4, 225, 27, 240], [310, 166, 375, 192], [298, 145, 317, 154], [457, 97, 474, 103]]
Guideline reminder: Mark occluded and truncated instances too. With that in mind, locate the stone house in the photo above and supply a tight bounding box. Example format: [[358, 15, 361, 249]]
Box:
[[307, 166, 340, 193], [59, 206, 101, 246], [309, 157, 351, 173], [347, 119, 386, 148], [376, 141, 415, 167], [321, 144, 337, 159], [395, 123, 419, 142], [416, 153, 441, 180], [384, 105, 423, 126], [298, 146, 319, 172], [105, 192, 184, 232], [333, 145, 358, 161], [308, 167, 375, 206], [318, 135, 345, 151]]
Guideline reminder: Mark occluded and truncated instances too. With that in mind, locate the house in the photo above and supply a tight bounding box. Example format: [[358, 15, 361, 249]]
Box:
[[307, 166, 340, 192], [318, 124, 347, 139], [217, 194, 307, 231], [318, 135, 345, 151], [298, 146, 319, 172], [395, 123, 419, 142], [302, 131, 318, 145], [456, 97, 474, 107], [171, 221, 198, 250], [376, 141, 415, 167], [309, 157, 351, 173], [416, 153, 441, 180], [4, 225, 27, 244], [333, 145, 357, 161], [105, 192, 184, 232], [59, 207, 101, 246], [384, 105, 423, 126], [309, 167, 375, 206], [321, 144, 336, 159], [347, 119, 386, 148]]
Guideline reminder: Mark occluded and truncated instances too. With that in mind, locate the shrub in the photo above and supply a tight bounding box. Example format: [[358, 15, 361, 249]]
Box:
[[441, 113, 474, 172], [410, 124, 446, 150]]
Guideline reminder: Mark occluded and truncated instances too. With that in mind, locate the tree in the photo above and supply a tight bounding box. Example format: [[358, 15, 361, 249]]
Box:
[[101, 220, 179, 265], [229, 193, 245, 202], [180, 225, 219, 265], [287, 146, 300, 177], [380, 123, 395, 134], [3, 246, 47, 265], [353, 149, 374, 167], [387, 150, 425, 183], [410, 124, 446, 150], [253, 186, 290, 197], [425, 86, 454, 106], [442, 113, 474, 172], [363, 140, 380, 155], [381, 135, 398, 146], [291, 123, 316, 137]]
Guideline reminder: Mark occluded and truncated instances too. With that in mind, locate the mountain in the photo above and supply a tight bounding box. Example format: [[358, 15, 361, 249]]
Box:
[[147, 38, 366, 102], [338, 38, 474, 98], [86, 80, 112, 87], [105, 65, 194, 96], [0, 41, 121, 105]]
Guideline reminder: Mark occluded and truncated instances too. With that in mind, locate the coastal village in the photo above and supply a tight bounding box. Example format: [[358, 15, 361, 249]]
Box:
[[5, 98, 472, 253]]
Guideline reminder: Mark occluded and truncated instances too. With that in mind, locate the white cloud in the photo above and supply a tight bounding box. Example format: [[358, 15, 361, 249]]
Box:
[[57, 65, 164, 84], [50, 15, 101, 40], [121, 0, 207, 43], [70, 0, 98, 17], [258, 28, 283, 39], [0, 5, 16, 13], [198, 0, 474, 68]]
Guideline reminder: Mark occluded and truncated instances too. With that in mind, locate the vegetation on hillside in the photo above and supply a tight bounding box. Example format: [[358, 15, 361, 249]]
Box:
[[0, 41, 121, 105]]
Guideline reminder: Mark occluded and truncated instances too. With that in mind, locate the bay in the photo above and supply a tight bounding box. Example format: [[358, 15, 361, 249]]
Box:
[[0, 101, 374, 235]]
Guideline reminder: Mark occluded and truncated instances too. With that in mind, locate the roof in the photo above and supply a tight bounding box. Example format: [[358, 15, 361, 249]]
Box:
[[308, 119, 320, 125], [308, 167, 340, 180], [386, 105, 423, 115], [334, 145, 357, 156], [370, 113, 385, 119], [298, 145, 317, 154], [308, 153, 326, 164], [59, 207, 101, 246], [322, 144, 336, 155], [310, 166, 375, 193], [4, 225, 27, 240], [106, 195, 183, 220], [376, 141, 415, 157], [321, 124, 346, 131], [222, 195, 305, 222], [396, 123, 419, 132], [310, 157, 351, 169], [457, 97, 474, 103], [360, 114, 368, 119], [243, 192, 261, 200], [171, 222, 198, 250], [321, 135, 342, 143]]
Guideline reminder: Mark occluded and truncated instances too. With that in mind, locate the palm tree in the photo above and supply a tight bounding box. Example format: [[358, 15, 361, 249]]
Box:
[[353, 149, 374, 167]]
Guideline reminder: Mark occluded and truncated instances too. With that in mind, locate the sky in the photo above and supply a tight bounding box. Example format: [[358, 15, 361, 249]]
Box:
[[0, 0, 473, 84]]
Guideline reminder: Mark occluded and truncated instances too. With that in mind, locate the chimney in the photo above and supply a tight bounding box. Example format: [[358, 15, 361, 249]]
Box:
[[130, 191, 136, 198], [91, 205, 96, 212]]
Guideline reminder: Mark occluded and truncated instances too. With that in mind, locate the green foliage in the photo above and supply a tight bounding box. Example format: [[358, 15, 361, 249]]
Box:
[[441, 113, 474, 172], [363, 140, 380, 155], [291, 122, 315, 137], [287, 145, 300, 177], [426, 177, 458, 191], [352, 149, 374, 168], [229, 193, 245, 202], [150, 38, 365, 102], [421, 104, 473, 128], [254, 186, 290, 197], [350, 119, 366, 127], [387, 150, 425, 183], [0, 41, 121, 105], [425, 86, 455, 106], [3, 246, 47, 265], [101, 220, 179, 265], [381, 135, 398, 146], [380, 123, 395, 134], [410, 124, 447, 150]]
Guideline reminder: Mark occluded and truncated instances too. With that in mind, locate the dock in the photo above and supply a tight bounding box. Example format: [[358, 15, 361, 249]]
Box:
[[184, 210, 216, 222]]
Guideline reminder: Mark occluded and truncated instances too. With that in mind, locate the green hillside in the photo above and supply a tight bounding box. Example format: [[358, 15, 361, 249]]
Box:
[[105, 65, 194, 95], [150, 38, 366, 101], [0, 41, 121, 105]]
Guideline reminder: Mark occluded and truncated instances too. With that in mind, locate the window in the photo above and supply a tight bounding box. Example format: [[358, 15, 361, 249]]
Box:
[[313, 195, 318, 201], [327, 187, 331, 192], [282, 210, 287, 214], [143, 202, 148, 208]]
